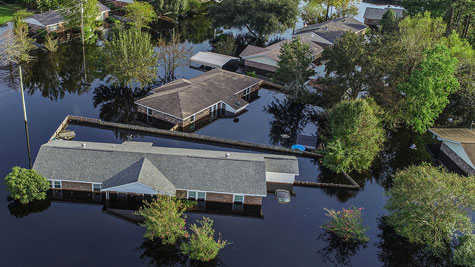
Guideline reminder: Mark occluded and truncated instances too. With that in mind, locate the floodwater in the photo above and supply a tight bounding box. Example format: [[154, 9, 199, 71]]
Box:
[[0, 1, 452, 266]]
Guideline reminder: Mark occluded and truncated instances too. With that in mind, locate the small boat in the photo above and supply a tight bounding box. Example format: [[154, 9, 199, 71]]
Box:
[[291, 144, 305, 151]]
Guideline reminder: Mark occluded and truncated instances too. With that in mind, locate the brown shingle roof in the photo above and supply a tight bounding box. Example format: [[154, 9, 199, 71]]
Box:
[[429, 128, 475, 143], [295, 17, 368, 44], [135, 69, 261, 119]]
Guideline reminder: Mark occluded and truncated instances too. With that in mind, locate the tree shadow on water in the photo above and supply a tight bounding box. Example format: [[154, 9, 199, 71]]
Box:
[[317, 231, 367, 267], [137, 238, 226, 267]]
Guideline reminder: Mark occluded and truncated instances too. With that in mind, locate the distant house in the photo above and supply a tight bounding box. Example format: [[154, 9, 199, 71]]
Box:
[[363, 7, 404, 26], [428, 128, 475, 176], [135, 69, 263, 131], [294, 17, 368, 48], [24, 3, 110, 34], [239, 37, 324, 75], [33, 140, 300, 206]]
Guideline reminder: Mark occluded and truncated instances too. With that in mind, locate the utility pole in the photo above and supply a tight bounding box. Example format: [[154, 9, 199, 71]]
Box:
[[19, 65, 32, 169]]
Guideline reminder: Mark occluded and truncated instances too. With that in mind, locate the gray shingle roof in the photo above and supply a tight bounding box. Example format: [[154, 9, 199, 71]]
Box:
[[33, 140, 299, 196], [363, 7, 404, 20], [135, 69, 262, 119], [28, 10, 64, 26], [295, 17, 368, 44]]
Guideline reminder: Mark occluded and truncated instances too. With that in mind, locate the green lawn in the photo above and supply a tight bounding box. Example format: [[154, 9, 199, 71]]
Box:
[[0, 4, 22, 25]]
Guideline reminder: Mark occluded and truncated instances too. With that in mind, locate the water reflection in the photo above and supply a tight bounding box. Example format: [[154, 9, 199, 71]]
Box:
[[317, 231, 367, 267], [151, 13, 215, 45], [22, 41, 102, 101], [7, 199, 51, 218], [375, 217, 450, 267], [264, 98, 317, 147]]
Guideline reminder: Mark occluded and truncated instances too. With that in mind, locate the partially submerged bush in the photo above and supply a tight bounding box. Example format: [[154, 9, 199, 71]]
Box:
[[4, 167, 50, 204], [44, 34, 58, 52], [136, 196, 194, 245], [181, 217, 229, 261], [321, 207, 369, 243]]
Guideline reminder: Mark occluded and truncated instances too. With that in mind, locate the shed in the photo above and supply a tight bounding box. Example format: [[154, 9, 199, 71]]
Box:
[[190, 52, 239, 71]]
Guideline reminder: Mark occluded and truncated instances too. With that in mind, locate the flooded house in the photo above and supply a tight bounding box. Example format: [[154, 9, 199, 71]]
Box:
[[33, 140, 299, 206], [190, 51, 240, 72], [294, 17, 368, 48], [239, 37, 324, 76], [428, 128, 475, 176], [363, 7, 404, 26], [24, 3, 110, 34], [135, 69, 263, 131]]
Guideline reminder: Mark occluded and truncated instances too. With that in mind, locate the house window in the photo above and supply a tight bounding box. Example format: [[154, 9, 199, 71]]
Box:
[[233, 195, 244, 204], [147, 108, 153, 123], [53, 180, 61, 189], [92, 183, 102, 192], [49, 180, 53, 188], [188, 191, 206, 201], [244, 87, 251, 96], [48, 24, 58, 31], [190, 115, 195, 122]]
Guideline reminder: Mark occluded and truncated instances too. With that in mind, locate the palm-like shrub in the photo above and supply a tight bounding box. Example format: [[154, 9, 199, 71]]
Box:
[[321, 207, 369, 243]]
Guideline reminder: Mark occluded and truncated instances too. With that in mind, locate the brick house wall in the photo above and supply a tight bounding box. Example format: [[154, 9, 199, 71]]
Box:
[[244, 195, 262, 205], [60, 181, 92, 191], [175, 190, 263, 205], [206, 192, 233, 203], [364, 18, 380, 26]]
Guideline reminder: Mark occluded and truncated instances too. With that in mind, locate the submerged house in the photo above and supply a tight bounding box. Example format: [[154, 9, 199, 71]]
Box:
[[363, 7, 404, 26], [428, 128, 475, 176], [135, 69, 263, 131], [190, 51, 240, 72], [33, 140, 300, 206], [294, 17, 368, 48], [239, 37, 324, 75], [24, 3, 110, 33]]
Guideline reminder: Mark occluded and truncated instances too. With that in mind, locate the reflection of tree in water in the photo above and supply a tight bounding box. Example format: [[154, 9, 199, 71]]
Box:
[[317, 231, 367, 267], [375, 217, 451, 267], [0, 63, 20, 89], [93, 85, 152, 140], [264, 98, 315, 148], [137, 239, 226, 267], [7, 199, 51, 218], [21, 41, 102, 101]]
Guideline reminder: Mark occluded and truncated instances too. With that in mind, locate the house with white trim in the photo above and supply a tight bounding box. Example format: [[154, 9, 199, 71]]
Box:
[[33, 140, 300, 206], [429, 128, 475, 176], [135, 69, 263, 131]]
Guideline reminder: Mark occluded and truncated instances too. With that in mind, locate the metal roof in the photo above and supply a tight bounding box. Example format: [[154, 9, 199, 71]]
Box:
[[190, 52, 239, 69], [33, 140, 299, 196]]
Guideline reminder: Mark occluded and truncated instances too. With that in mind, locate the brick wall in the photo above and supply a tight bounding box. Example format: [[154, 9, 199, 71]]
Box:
[[206, 192, 233, 203], [137, 105, 182, 126], [61, 181, 92, 191], [244, 196, 262, 205]]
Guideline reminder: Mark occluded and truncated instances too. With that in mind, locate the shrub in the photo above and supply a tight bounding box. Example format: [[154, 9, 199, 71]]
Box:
[[4, 167, 50, 204], [246, 71, 257, 78], [44, 34, 58, 52], [321, 207, 369, 243], [136, 196, 194, 245], [181, 217, 229, 261], [453, 234, 475, 267]]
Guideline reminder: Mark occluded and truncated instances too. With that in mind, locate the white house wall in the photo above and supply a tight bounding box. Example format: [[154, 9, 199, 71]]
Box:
[[444, 141, 475, 168], [266, 172, 296, 184]]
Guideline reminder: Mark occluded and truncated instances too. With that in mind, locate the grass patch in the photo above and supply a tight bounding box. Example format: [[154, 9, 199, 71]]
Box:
[[0, 4, 22, 25]]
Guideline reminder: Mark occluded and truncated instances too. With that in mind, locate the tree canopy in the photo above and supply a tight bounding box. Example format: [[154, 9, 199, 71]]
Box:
[[398, 44, 459, 133], [64, 0, 99, 42], [385, 163, 475, 256], [273, 38, 315, 96], [5, 167, 50, 204], [150, 0, 189, 16], [307, 0, 360, 21], [125, 1, 157, 29], [103, 28, 158, 87], [209, 0, 299, 43], [322, 98, 385, 174]]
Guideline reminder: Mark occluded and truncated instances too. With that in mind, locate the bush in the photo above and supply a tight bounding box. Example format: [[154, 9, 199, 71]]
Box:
[[136, 196, 194, 245], [44, 34, 58, 52], [321, 207, 369, 243], [246, 71, 257, 78], [4, 167, 50, 204], [453, 234, 475, 267], [181, 217, 229, 261]]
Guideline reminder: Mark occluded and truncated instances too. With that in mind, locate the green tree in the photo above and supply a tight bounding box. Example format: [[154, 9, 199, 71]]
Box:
[[308, 0, 360, 21], [453, 234, 475, 267], [398, 44, 459, 134], [64, 0, 100, 42], [209, 0, 299, 43], [212, 34, 237, 56], [124, 1, 157, 29], [151, 0, 188, 16], [322, 98, 385, 174], [103, 28, 158, 87], [4, 167, 50, 204], [181, 217, 229, 261], [300, 2, 325, 25], [12, 9, 33, 28], [136, 196, 194, 245], [385, 163, 475, 256], [273, 37, 315, 96], [380, 9, 399, 34]]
